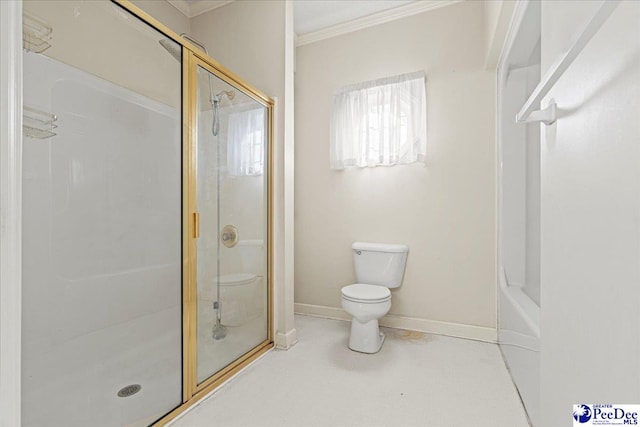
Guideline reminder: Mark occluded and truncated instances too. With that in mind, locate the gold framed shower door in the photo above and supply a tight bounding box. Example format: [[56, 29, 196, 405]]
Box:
[[111, 1, 275, 425]]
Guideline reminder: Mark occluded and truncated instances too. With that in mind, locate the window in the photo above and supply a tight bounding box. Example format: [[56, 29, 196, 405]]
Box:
[[330, 71, 427, 169], [227, 107, 265, 176]]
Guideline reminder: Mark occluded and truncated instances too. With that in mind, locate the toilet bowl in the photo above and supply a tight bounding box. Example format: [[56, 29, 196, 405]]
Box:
[[218, 273, 259, 326], [341, 284, 392, 353], [341, 242, 409, 353]]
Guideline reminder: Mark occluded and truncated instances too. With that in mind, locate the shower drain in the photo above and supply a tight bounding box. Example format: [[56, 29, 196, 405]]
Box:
[[117, 384, 141, 397]]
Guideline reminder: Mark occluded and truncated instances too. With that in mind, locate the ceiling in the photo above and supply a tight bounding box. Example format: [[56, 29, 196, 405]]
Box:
[[169, 0, 419, 34], [294, 0, 415, 34], [167, 0, 234, 18]]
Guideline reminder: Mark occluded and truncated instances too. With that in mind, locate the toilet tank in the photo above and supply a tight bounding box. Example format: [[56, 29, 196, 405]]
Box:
[[352, 242, 409, 288]]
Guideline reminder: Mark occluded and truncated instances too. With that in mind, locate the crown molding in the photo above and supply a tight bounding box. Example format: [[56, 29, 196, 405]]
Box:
[[167, 0, 234, 19], [296, 0, 462, 47], [167, 0, 189, 17]]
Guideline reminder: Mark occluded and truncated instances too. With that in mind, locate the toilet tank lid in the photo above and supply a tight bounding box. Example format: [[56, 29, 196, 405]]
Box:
[[352, 242, 409, 253]]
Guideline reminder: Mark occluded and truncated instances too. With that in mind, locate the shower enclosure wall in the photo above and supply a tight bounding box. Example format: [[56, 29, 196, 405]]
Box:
[[20, 1, 273, 425], [497, 1, 541, 425]]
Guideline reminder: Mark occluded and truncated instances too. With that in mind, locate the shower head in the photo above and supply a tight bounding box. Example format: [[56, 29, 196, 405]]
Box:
[[214, 90, 235, 102], [211, 90, 235, 137], [160, 33, 210, 62], [180, 33, 208, 54], [159, 38, 181, 62]]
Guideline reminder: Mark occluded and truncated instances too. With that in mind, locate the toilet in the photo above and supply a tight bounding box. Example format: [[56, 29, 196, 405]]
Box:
[[341, 242, 409, 353]]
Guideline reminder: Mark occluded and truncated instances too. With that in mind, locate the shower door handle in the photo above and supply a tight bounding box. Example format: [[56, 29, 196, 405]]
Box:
[[193, 212, 200, 238]]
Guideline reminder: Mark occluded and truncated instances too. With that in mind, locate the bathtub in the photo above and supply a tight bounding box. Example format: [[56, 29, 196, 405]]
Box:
[[498, 267, 540, 426]]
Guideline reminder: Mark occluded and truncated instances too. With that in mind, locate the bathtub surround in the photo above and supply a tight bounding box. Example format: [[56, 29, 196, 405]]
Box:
[[295, 1, 497, 340], [497, 1, 640, 425], [538, 1, 640, 425]]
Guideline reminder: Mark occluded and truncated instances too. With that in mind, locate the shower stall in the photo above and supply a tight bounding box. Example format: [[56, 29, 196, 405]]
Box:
[[497, 1, 541, 425], [19, 1, 273, 425]]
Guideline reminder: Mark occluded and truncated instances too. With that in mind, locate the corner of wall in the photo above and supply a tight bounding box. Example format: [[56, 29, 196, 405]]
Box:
[[278, 0, 297, 349], [131, 0, 191, 36], [275, 328, 298, 350], [484, 0, 517, 70], [271, 0, 297, 351]]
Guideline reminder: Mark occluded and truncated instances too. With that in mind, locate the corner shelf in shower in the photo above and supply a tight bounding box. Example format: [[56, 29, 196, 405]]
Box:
[[23, 106, 57, 139], [23, 12, 52, 54]]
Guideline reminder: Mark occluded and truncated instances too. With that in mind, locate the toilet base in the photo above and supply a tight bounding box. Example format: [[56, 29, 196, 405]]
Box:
[[348, 319, 386, 354]]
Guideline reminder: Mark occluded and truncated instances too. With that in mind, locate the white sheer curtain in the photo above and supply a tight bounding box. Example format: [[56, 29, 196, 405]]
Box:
[[227, 107, 265, 176], [330, 71, 427, 169]]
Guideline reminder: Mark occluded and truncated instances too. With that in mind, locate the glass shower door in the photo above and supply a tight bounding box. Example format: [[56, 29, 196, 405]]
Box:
[[193, 62, 270, 386]]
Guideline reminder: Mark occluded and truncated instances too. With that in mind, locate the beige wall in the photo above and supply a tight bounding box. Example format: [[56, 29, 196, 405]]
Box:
[[132, 0, 190, 36], [23, 1, 182, 107], [484, 0, 516, 69], [190, 1, 285, 101], [295, 1, 496, 328]]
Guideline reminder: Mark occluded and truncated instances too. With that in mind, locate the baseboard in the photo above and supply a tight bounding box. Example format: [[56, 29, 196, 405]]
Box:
[[294, 303, 497, 343], [275, 328, 298, 349]]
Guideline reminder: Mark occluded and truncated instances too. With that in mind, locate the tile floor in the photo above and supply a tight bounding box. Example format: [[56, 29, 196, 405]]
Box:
[[172, 315, 530, 427]]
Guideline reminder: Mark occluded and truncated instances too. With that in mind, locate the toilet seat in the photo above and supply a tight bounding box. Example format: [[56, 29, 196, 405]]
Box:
[[341, 283, 391, 303]]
